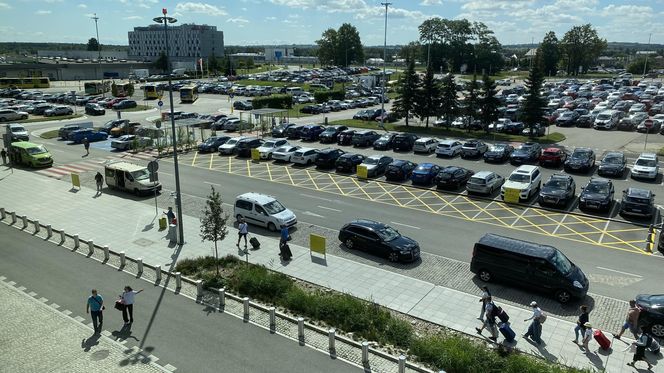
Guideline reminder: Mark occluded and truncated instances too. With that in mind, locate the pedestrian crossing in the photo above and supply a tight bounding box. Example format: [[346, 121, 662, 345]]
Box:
[[34, 151, 160, 179]]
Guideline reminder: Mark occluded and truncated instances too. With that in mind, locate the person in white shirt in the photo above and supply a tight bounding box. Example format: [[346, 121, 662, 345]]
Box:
[[120, 286, 144, 324], [581, 322, 593, 351], [523, 301, 543, 345]]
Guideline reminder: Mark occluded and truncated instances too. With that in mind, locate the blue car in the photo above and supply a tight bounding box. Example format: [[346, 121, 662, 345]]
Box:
[[411, 163, 441, 185], [68, 129, 108, 144]]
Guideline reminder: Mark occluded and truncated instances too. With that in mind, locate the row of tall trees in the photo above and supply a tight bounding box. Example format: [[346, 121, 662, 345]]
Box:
[[538, 24, 607, 76]]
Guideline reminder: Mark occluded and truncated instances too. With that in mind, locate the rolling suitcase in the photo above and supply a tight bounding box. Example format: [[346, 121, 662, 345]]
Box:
[[279, 243, 293, 261], [593, 329, 611, 350], [496, 308, 510, 324], [249, 236, 260, 249], [499, 323, 516, 343]]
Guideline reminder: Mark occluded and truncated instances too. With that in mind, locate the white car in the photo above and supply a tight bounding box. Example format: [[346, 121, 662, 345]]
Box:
[[412, 137, 439, 154], [291, 147, 319, 165], [435, 140, 462, 157], [488, 118, 512, 132], [501, 165, 543, 201], [631, 153, 659, 180], [272, 145, 301, 162], [256, 139, 289, 160], [628, 103, 646, 113], [218, 136, 247, 155], [0, 109, 28, 121]]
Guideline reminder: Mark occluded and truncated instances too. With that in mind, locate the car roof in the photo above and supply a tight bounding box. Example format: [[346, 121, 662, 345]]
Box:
[[318, 147, 338, 154], [236, 192, 277, 205], [543, 147, 562, 152], [416, 137, 435, 142], [478, 233, 555, 259], [548, 173, 571, 181], [295, 147, 315, 152], [573, 147, 592, 153], [603, 151, 623, 158], [355, 130, 374, 134], [514, 165, 538, 173], [417, 163, 437, 168], [439, 139, 458, 145], [638, 153, 657, 160], [473, 170, 495, 178], [346, 219, 386, 230], [588, 177, 611, 185]]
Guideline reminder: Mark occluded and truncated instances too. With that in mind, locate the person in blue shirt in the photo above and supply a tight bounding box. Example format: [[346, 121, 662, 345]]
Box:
[[86, 289, 104, 334], [280, 225, 290, 246]]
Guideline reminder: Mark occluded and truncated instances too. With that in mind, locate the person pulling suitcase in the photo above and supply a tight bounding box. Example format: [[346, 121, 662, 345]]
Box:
[[278, 225, 293, 261]]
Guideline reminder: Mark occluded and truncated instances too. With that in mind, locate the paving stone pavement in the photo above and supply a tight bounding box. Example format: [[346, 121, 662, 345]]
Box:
[[0, 277, 168, 373], [1, 167, 662, 372]]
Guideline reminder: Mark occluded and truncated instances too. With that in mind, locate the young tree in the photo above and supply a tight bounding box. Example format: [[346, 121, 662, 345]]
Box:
[[463, 76, 480, 131], [413, 66, 442, 128], [391, 57, 419, 127], [200, 186, 229, 276], [87, 38, 100, 52], [539, 31, 560, 77], [480, 73, 500, 133], [153, 51, 169, 73], [521, 55, 547, 137], [439, 72, 458, 128]]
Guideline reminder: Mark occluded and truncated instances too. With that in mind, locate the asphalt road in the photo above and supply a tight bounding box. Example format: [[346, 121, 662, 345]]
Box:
[[0, 224, 361, 373]]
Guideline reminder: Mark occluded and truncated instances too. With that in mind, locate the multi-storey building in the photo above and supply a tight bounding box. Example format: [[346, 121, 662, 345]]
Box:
[[128, 24, 224, 65]]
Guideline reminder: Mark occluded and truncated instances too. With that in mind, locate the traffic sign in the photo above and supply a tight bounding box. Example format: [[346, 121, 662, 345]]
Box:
[[147, 160, 159, 173], [644, 119, 654, 129], [158, 100, 164, 107], [229, 93, 234, 99]]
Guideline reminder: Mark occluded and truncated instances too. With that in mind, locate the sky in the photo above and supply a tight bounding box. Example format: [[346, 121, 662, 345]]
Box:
[[0, 0, 662, 47]]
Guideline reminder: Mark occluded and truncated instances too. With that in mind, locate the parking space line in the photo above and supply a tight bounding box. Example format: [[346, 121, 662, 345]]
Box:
[[510, 207, 531, 227], [461, 197, 509, 226], [283, 164, 294, 185], [246, 160, 251, 177], [191, 151, 198, 166], [208, 154, 214, 170], [400, 188, 437, 214], [266, 163, 273, 181], [228, 156, 232, 173], [596, 266, 642, 277], [432, 194, 470, 219]]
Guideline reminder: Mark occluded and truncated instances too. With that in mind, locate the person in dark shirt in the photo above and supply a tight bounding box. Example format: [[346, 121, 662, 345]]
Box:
[[573, 305, 590, 344]]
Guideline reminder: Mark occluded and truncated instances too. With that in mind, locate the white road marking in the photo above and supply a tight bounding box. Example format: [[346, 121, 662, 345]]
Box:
[[317, 205, 341, 212], [598, 203, 618, 244], [203, 181, 221, 186], [301, 193, 334, 202], [390, 221, 421, 230], [596, 266, 643, 278], [302, 210, 325, 219]]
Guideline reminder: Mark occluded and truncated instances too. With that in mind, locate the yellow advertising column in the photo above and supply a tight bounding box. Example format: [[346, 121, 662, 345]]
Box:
[[503, 188, 520, 204], [251, 148, 260, 163], [356, 164, 368, 179], [309, 234, 326, 258]]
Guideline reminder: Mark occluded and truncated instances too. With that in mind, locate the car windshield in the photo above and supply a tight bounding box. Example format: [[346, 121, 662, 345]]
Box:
[[597, 114, 611, 120], [11, 126, 26, 132], [377, 226, 400, 242], [204, 138, 218, 144], [585, 183, 609, 194], [131, 169, 150, 181], [545, 179, 567, 188], [263, 200, 286, 215], [226, 139, 239, 145], [624, 195, 650, 204], [572, 151, 590, 159], [463, 142, 477, 148], [26, 145, 47, 155], [550, 250, 573, 276], [469, 177, 486, 185], [415, 165, 431, 172], [263, 141, 276, 147], [509, 173, 530, 182], [490, 145, 505, 151], [636, 159, 657, 167], [603, 155, 622, 164], [378, 135, 392, 141], [364, 158, 379, 165], [322, 128, 336, 133]]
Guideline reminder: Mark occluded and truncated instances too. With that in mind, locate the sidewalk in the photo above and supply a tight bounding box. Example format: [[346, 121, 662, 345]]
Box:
[[0, 167, 658, 372], [0, 276, 168, 373]]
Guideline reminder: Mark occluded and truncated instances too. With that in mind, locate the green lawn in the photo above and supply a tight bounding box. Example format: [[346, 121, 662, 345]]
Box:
[[118, 105, 152, 112], [658, 147, 664, 157], [40, 129, 60, 139], [329, 119, 566, 144], [17, 114, 84, 124]]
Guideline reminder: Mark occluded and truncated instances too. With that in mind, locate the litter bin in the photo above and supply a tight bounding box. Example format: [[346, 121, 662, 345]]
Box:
[[159, 217, 168, 230], [167, 224, 177, 243]]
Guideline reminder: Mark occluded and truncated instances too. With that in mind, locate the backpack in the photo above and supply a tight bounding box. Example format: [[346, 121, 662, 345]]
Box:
[[539, 311, 547, 323]]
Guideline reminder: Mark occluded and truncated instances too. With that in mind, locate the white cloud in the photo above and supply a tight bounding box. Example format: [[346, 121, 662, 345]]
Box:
[[420, 0, 441, 5], [0, 2, 11, 9], [227, 17, 249, 25], [265, 16, 277, 21], [123, 15, 143, 20], [77, 3, 87, 8], [174, 2, 227, 16], [35, 10, 52, 15], [43, 0, 63, 3], [601, 4, 652, 17]]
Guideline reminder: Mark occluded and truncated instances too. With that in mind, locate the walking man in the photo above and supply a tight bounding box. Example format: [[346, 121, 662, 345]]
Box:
[[85, 289, 104, 334], [523, 301, 544, 345], [615, 300, 640, 340], [475, 296, 498, 341], [94, 171, 104, 194], [120, 286, 143, 325], [573, 305, 590, 344], [164, 207, 176, 225], [627, 326, 654, 369], [83, 137, 90, 156], [280, 225, 290, 247], [1, 148, 7, 165], [237, 218, 248, 248], [478, 286, 491, 320]]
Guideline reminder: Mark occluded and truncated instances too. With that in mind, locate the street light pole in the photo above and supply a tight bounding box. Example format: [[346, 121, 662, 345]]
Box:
[[154, 9, 184, 245], [92, 13, 103, 97], [643, 33, 652, 77], [380, 2, 391, 130]]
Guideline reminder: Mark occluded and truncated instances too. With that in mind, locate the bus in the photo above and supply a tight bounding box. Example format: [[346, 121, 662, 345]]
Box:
[[179, 86, 198, 103], [84, 81, 110, 95], [113, 83, 134, 97], [0, 77, 50, 89], [143, 84, 163, 100]]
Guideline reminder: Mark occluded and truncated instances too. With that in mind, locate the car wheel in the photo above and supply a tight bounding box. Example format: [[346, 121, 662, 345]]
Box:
[[267, 222, 277, 232], [21, 115, 28, 120], [651, 323, 664, 338], [388, 252, 400, 262], [478, 269, 492, 282], [344, 238, 354, 249], [0, 118, 6, 122], [555, 289, 572, 304]]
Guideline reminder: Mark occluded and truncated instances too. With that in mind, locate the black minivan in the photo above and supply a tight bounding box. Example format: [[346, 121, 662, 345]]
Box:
[[470, 234, 589, 303]]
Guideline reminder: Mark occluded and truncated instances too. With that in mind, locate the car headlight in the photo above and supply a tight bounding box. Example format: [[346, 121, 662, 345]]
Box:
[[579, 197, 586, 202], [573, 280, 583, 289], [399, 250, 410, 255]]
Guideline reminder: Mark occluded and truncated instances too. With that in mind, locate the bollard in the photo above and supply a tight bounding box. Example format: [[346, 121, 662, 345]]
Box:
[[88, 240, 95, 255], [362, 341, 369, 366], [73, 234, 80, 249], [196, 280, 203, 299], [10, 211, 16, 224], [269, 307, 276, 331], [33, 220, 40, 233], [119, 251, 126, 267], [243, 297, 250, 321], [155, 265, 162, 282], [46, 224, 52, 238], [219, 287, 225, 309], [59, 229, 66, 243], [298, 317, 305, 344], [0, 207, 5, 219], [175, 272, 182, 289], [398, 355, 406, 373], [328, 328, 336, 352], [137, 258, 143, 275], [21, 215, 27, 229]]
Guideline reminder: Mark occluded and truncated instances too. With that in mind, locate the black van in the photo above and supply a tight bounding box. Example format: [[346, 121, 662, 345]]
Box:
[[470, 234, 589, 303]]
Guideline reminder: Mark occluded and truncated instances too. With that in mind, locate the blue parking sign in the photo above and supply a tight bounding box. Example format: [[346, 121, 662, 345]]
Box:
[[158, 100, 164, 107]]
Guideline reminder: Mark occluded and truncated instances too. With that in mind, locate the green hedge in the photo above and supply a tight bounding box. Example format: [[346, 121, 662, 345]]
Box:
[[314, 89, 345, 103], [251, 94, 293, 109]]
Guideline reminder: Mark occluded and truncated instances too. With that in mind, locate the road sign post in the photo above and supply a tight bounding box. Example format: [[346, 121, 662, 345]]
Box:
[[644, 119, 653, 150]]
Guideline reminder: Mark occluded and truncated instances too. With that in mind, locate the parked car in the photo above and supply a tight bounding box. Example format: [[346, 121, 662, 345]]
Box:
[[271, 145, 302, 162], [564, 148, 596, 173], [223, 119, 253, 131], [392, 133, 418, 151], [291, 147, 319, 166], [32, 103, 54, 116], [68, 129, 108, 144], [113, 100, 137, 110], [579, 178, 614, 212], [335, 153, 365, 173], [271, 123, 295, 138], [110, 122, 141, 138], [435, 139, 463, 158], [315, 148, 345, 168], [461, 140, 488, 159], [413, 137, 439, 154], [620, 188, 655, 219], [319, 125, 348, 143], [337, 129, 356, 145], [233, 100, 253, 110], [7, 123, 29, 141], [198, 136, 231, 153], [338, 220, 420, 263], [483, 143, 513, 163], [435, 166, 474, 190], [352, 130, 381, 147], [218, 136, 247, 155], [510, 142, 542, 164], [256, 139, 289, 159], [110, 135, 152, 151], [361, 155, 393, 177], [101, 119, 128, 134], [501, 165, 543, 201], [44, 106, 72, 117], [373, 133, 397, 150], [466, 171, 504, 195], [635, 294, 664, 337], [539, 147, 567, 168], [410, 163, 441, 186], [85, 103, 106, 116], [597, 151, 626, 177], [299, 124, 326, 141], [285, 125, 306, 140], [384, 160, 417, 181], [538, 174, 576, 207], [235, 137, 263, 157], [0, 109, 28, 121]]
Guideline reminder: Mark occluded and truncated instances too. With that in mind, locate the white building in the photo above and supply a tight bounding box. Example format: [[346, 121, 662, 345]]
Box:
[[128, 24, 224, 64], [264, 47, 294, 62]]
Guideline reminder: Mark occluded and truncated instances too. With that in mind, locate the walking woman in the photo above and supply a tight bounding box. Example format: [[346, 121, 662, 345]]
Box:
[[120, 286, 144, 324]]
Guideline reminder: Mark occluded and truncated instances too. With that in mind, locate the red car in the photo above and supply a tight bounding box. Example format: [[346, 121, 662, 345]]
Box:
[[539, 147, 567, 167], [105, 98, 126, 109]]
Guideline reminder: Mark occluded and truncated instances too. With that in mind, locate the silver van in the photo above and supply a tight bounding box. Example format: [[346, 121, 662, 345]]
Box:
[[104, 161, 161, 195], [234, 192, 297, 232]]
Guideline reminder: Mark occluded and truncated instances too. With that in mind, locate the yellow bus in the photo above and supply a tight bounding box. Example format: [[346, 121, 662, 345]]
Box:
[[0, 77, 50, 89], [84, 81, 111, 95], [179, 86, 198, 103], [143, 84, 162, 100]]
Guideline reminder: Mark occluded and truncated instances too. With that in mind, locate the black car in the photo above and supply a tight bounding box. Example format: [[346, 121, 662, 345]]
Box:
[[233, 100, 253, 110], [373, 133, 396, 150], [392, 133, 418, 151], [597, 151, 626, 177], [384, 160, 417, 181], [319, 125, 348, 143], [483, 144, 513, 163], [315, 148, 345, 168], [620, 188, 655, 219], [299, 125, 326, 141], [335, 153, 365, 173], [353, 110, 369, 120], [362, 155, 393, 177], [337, 129, 356, 145], [504, 122, 525, 134], [338, 219, 420, 263], [635, 294, 664, 338], [564, 148, 595, 173], [285, 125, 306, 139], [579, 178, 614, 212], [435, 166, 474, 190], [352, 130, 381, 147], [510, 142, 542, 164], [85, 103, 106, 116], [272, 123, 295, 138], [538, 174, 576, 207], [300, 105, 322, 114], [576, 115, 592, 128], [198, 136, 231, 153], [32, 103, 54, 116], [235, 138, 263, 157], [113, 100, 137, 110]]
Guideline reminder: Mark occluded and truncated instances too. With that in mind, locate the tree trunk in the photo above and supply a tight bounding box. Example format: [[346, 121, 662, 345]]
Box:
[[214, 241, 219, 276]]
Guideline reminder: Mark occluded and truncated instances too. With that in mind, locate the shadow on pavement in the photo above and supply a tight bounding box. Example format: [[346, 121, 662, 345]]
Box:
[[81, 334, 100, 352]]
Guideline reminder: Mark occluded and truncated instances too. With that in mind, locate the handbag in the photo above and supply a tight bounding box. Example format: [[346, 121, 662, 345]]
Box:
[[114, 299, 125, 311]]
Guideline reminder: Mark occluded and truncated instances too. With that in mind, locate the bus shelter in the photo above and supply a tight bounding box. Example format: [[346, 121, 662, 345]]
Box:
[[249, 108, 290, 136]]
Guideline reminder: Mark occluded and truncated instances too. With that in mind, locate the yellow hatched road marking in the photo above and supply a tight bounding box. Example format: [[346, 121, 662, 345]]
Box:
[[305, 170, 319, 190], [327, 173, 347, 195], [350, 178, 373, 200], [284, 164, 295, 185]]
